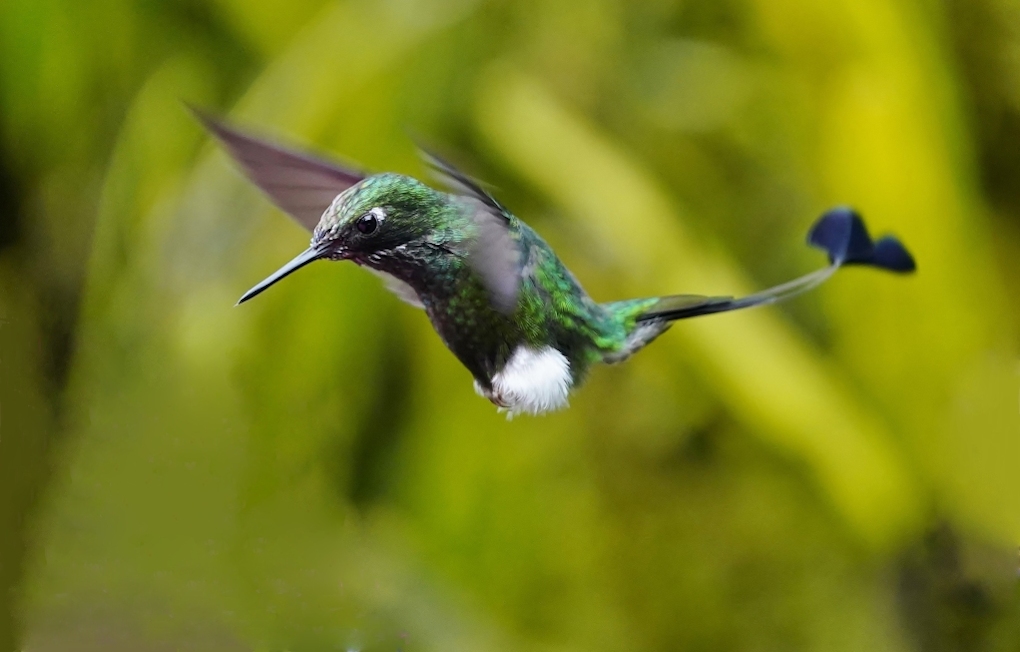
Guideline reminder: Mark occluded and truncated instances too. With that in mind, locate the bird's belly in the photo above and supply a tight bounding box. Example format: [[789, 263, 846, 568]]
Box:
[[414, 268, 576, 416], [420, 296, 574, 417], [423, 300, 511, 380]]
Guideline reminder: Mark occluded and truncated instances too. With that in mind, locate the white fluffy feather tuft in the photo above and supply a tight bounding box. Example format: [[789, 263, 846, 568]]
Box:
[[475, 345, 572, 417], [368, 269, 424, 308]]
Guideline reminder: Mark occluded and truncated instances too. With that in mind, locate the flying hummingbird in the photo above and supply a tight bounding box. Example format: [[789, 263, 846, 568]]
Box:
[[197, 112, 916, 417]]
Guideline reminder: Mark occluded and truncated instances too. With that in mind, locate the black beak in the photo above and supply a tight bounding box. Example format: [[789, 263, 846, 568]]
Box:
[[236, 246, 326, 305]]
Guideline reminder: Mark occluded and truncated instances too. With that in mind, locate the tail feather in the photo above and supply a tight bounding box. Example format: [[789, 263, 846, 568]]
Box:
[[633, 207, 915, 324]]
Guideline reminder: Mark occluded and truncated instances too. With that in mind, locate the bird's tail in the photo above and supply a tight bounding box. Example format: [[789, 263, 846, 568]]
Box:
[[599, 207, 915, 362]]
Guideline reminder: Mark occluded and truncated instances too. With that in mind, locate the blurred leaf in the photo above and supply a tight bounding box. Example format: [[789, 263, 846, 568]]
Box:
[[3, 0, 1019, 650]]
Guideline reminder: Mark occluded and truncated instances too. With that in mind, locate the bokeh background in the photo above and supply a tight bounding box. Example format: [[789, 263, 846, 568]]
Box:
[[2, 0, 1019, 650]]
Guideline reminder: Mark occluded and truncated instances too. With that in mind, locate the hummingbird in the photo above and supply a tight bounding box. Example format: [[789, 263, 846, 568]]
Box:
[[197, 112, 916, 417]]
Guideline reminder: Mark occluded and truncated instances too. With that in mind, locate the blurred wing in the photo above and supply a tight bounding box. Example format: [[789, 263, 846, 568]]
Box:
[[462, 197, 522, 314], [193, 108, 365, 231], [418, 146, 512, 222], [419, 146, 522, 314]]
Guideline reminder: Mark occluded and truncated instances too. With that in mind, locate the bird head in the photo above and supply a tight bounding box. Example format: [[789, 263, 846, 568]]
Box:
[[237, 173, 445, 304]]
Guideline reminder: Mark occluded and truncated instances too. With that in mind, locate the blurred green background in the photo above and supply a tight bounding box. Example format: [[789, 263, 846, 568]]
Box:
[[1, 0, 1019, 650]]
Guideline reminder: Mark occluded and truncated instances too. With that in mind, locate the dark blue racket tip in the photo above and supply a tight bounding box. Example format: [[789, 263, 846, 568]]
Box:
[[807, 207, 872, 264], [871, 236, 916, 273], [807, 206, 916, 273]]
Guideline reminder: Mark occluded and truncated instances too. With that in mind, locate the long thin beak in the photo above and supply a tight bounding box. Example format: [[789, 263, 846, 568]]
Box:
[[236, 246, 325, 305]]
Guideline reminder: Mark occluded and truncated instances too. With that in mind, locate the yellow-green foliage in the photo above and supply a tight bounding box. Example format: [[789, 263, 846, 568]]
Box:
[[1, 0, 1018, 650]]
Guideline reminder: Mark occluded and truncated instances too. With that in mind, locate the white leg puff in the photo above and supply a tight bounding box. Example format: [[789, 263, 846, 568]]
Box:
[[475, 345, 572, 418]]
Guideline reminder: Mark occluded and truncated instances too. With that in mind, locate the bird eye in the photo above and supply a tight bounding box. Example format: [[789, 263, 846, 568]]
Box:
[[356, 213, 378, 235]]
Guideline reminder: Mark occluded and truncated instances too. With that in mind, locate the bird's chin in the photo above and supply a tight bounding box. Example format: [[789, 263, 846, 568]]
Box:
[[346, 253, 377, 267]]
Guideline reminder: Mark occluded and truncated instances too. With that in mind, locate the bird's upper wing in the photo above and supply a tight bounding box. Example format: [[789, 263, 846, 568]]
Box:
[[420, 147, 522, 315], [419, 147, 513, 221], [193, 109, 365, 231]]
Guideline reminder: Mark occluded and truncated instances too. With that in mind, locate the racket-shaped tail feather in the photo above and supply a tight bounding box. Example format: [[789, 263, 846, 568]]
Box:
[[604, 208, 915, 358]]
